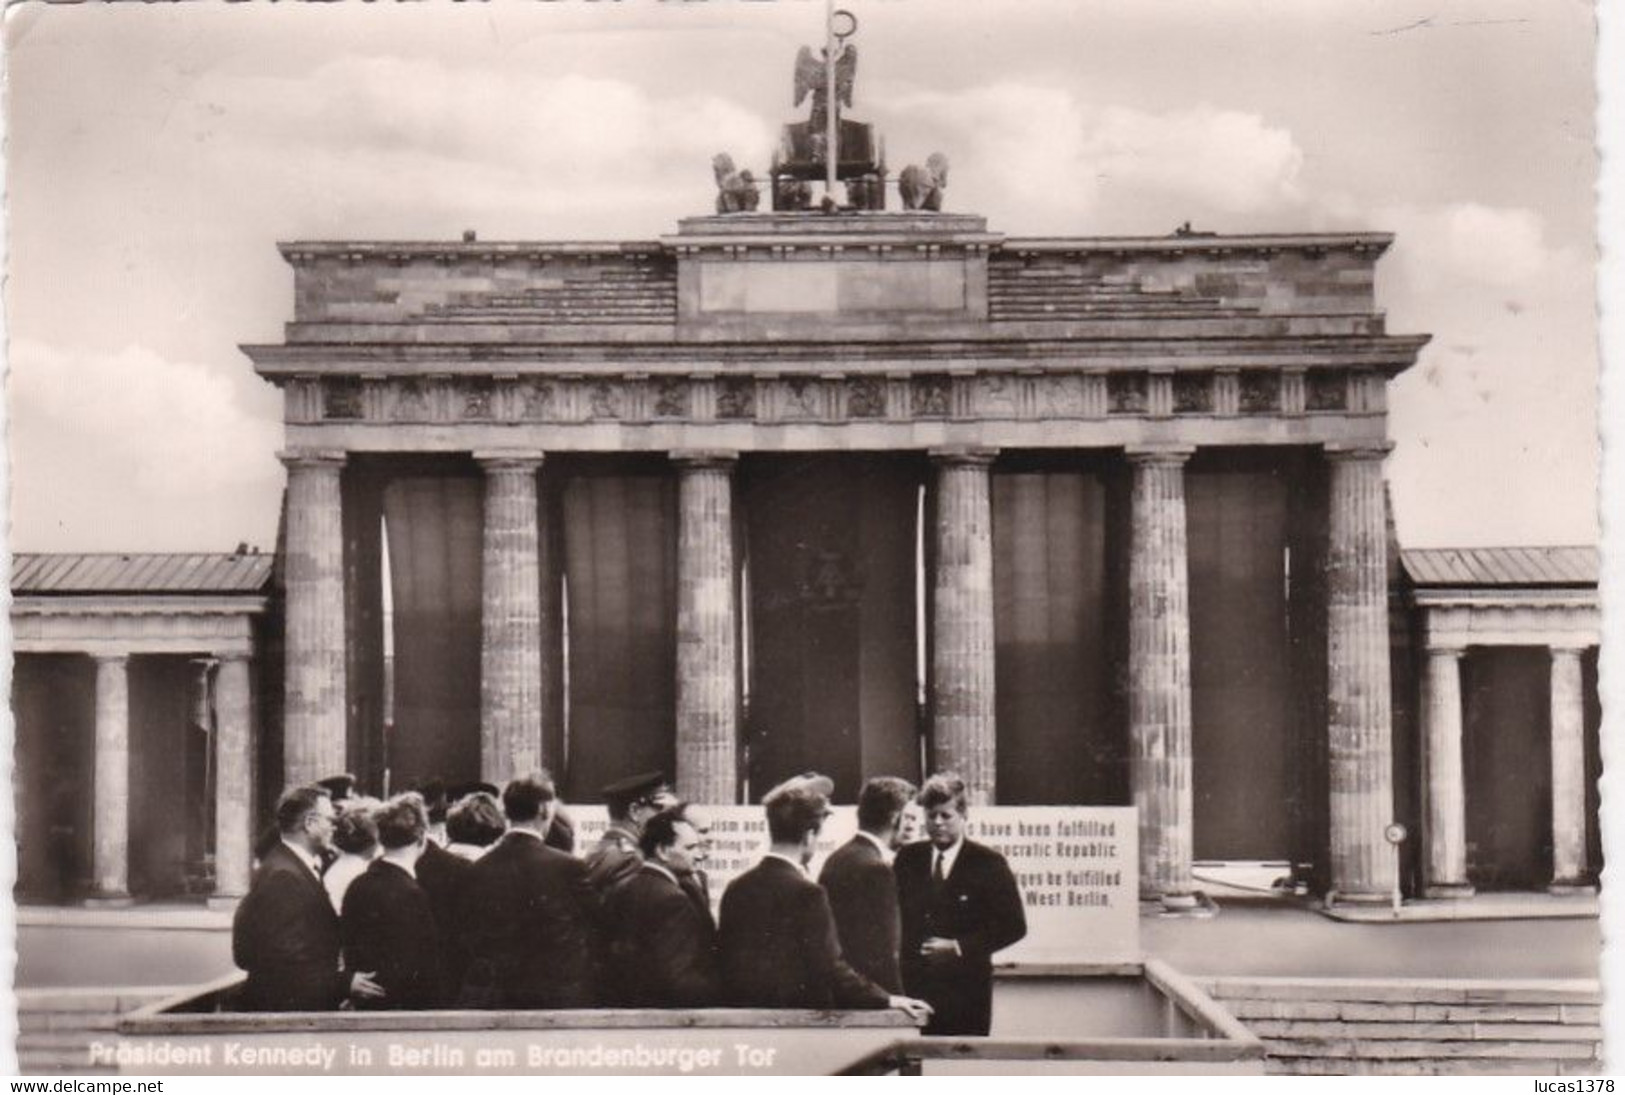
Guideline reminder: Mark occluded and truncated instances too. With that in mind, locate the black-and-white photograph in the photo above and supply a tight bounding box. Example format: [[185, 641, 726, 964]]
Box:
[[2, 0, 1612, 1078]]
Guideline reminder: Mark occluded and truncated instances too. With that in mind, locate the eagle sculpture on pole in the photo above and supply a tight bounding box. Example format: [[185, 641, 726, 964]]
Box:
[[793, 42, 858, 190]]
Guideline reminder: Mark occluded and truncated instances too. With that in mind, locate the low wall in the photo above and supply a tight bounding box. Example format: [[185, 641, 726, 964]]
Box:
[[1198, 976, 1603, 1076], [15, 988, 181, 1075]]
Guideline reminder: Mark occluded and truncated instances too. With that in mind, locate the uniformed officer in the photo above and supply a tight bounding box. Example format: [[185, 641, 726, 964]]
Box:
[[585, 770, 676, 894]]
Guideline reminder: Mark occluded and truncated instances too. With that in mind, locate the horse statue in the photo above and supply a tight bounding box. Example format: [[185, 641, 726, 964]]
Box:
[[712, 153, 761, 214], [898, 152, 949, 212]]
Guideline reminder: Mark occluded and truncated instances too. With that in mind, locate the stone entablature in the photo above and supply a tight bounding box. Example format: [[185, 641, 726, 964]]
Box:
[[266, 365, 1394, 453], [1414, 589, 1599, 651], [11, 595, 266, 657]]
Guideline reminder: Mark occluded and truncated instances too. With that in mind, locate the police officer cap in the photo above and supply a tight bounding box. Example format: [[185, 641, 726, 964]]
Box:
[[316, 773, 357, 802], [762, 772, 835, 823], [601, 770, 669, 807]]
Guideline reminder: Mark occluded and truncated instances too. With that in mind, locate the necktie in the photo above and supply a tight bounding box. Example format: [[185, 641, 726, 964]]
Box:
[[932, 851, 947, 889]]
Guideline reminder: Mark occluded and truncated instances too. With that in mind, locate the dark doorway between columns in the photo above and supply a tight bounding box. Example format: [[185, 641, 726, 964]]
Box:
[[128, 655, 214, 898], [990, 452, 1129, 805], [1187, 448, 1328, 867], [13, 654, 95, 902], [1461, 646, 1554, 890], [1583, 648, 1603, 882], [742, 453, 925, 804]]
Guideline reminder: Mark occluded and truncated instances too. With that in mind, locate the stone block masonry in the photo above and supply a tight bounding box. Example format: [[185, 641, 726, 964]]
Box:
[[1199, 976, 1602, 1076]]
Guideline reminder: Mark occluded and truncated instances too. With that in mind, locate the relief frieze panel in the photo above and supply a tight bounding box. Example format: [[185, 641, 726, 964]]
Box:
[[911, 375, 951, 418], [846, 377, 885, 419], [311, 366, 1361, 428]]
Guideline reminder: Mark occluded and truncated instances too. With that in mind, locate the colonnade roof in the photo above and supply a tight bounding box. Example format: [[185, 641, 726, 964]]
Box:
[[1399, 546, 1598, 589], [11, 553, 273, 596]]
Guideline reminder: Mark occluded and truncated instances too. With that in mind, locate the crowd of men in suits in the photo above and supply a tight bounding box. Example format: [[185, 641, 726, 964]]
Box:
[[232, 766, 1026, 1036]]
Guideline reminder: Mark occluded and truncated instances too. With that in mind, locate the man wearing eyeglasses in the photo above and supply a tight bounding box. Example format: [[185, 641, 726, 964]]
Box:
[[232, 785, 386, 1011]]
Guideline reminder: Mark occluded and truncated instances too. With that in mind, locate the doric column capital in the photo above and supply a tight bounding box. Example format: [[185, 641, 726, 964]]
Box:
[[1424, 642, 1467, 659], [93, 652, 131, 668], [1549, 641, 1590, 657], [474, 449, 546, 472], [278, 449, 347, 471], [1324, 440, 1395, 462], [215, 650, 253, 665], [1125, 443, 1195, 466], [929, 445, 999, 467], [670, 449, 739, 471]]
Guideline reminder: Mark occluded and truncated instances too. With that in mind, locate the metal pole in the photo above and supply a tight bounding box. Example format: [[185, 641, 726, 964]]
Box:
[[825, 0, 838, 196]]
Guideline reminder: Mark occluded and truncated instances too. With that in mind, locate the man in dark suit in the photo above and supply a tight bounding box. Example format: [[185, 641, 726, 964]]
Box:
[[896, 773, 1027, 1036], [459, 771, 601, 1008], [819, 776, 916, 994], [232, 786, 384, 1011], [341, 794, 442, 1009], [603, 808, 720, 1007], [718, 774, 931, 1022]]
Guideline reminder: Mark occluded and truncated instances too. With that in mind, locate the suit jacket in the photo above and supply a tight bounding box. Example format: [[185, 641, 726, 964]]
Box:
[[585, 823, 643, 895], [459, 829, 601, 1009], [895, 839, 1027, 1036], [341, 859, 443, 1009], [232, 842, 348, 1011], [819, 835, 903, 993], [414, 840, 475, 1002], [718, 856, 889, 1010], [546, 808, 576, 855], [604, 864, 721, 1007]]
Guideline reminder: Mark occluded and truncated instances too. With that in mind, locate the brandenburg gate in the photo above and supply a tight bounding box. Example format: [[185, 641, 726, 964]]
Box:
[[246, 205, 1428, 910]]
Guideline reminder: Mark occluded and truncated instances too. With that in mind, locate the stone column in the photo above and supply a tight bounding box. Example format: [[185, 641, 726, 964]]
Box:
[[1126, 445, 1197, 909], [1421, 644, 1472, 898], [1325, 443, 1398, 902], [476, 451, 547, 784], [674, 452, 739, 803], [92, 654, 131, 903], [1549, 644, 1591, 892], [212, 654, 254, 904], [929, 448, 998, 803], [281, 450, 348, 786]]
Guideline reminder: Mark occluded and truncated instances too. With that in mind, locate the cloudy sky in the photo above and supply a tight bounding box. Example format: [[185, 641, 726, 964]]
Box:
[[2, 0, 1604, 552]]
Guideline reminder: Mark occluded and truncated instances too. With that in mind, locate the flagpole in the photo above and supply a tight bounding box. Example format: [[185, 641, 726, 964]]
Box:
[[825, 0, 838, 197]]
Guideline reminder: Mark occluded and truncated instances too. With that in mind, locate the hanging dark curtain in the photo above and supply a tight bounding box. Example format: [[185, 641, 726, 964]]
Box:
[[384, 475, 485, 790], [560, 466, 678, 802], [1187, 451, 1295, 861], [744, 454, 922, 804], [992, 458, 1123, 805], [344, 464, 387, 794]]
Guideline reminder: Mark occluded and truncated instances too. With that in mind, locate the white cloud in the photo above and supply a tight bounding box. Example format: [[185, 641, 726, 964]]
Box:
[[175, 57, 778, 236], [7, 341, 284, 551], [878, 84, 1307, 232]]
